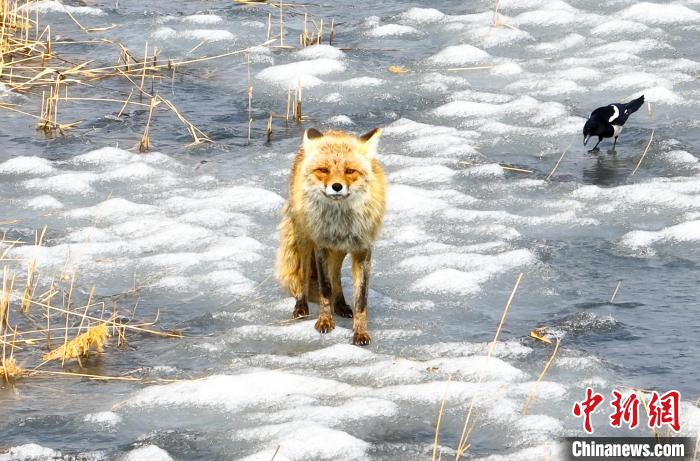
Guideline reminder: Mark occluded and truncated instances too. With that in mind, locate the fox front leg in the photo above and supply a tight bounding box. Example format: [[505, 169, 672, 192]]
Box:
[[327, 250, 353, 318], [351, 249, 372, 346], [314, 247, 335, 334]]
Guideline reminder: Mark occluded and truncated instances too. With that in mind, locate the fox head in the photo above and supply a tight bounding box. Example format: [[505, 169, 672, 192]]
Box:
[[301, 127, 382, 201]]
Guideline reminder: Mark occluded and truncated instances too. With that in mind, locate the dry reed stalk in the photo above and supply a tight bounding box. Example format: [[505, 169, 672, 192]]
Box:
[[1, 322, 22, 381], [62, 5, 115, 33], [28, 367, 185, 384], [139, 41, 148, 97], [266, 12, 272, 40], [546, 143, 571, 181], [14, 295, 181, 338], [270, 445, 281, 461], [455, 273, 524, 460], [493, 0, 501, 27], [529, 328, 552, 344], [157, 96, 211, 145], [285, 88, 291, 125], [610, 280, 622, 303], [20, 225, 46, 313], [247, 52, 253, 144], [117, 89, 135, 118], [0, 356, 24, 381], [294, 79, 302, 123], [432, 375, 453, 461], [44, 276, 56, 348], [445, 66, 494, 72], [139, 95, 159, 152], [629, 129, 655, 177], [267, 113, 273, 142], [0, 267, 15, 328], [522, 338, 561, 415], [43, 322, 109, 364], [301, 12, 308, 47], [279, 0, 284, 47], [500, 165, 533, 174]]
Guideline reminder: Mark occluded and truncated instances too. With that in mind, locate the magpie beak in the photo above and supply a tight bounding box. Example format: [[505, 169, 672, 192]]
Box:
[[583, 135, 590, 146]]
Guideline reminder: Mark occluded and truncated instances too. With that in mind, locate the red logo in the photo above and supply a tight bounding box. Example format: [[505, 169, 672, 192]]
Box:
[[573, 388, 682, 433], [573, 388, 605, 433], [648, 390, 681, 432], [609, 390, 640, 429]]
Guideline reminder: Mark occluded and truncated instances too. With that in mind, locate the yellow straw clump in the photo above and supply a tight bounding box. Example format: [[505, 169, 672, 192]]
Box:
[[43, 323, 110, 362], [1, 357, 25, 380]]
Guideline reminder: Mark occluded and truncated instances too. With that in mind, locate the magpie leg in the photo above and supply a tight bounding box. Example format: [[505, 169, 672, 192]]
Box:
[[611, 137, 618, 152], [588, 138, 602, 153]]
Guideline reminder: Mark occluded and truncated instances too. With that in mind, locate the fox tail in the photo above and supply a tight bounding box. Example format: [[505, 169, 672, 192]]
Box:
[[276, 212, 317, 301], [625, 94, 645, 114]]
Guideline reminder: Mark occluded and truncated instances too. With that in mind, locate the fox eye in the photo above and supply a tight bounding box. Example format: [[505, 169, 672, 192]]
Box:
[[345, 168, 356, 175], [317, 167, 330, 174]]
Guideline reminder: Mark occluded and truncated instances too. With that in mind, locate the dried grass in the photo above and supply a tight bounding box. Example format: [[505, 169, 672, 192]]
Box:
[[630, 129, 655, 177], [42, 322, 109, 363], [0, 223, 182, 384], [0, 1, 278, 149], [522, 338, 561, 415], [546, 143, 571, 181], [432, 375, 452, 461], [610, 280, 623, 303], [0, 356, 24, 380], [453, 273, 524, 460], [388, 65, 410, 74]]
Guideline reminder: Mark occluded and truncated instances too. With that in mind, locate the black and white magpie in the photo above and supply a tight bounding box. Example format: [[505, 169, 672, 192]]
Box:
[[583, 95, 645, 152]]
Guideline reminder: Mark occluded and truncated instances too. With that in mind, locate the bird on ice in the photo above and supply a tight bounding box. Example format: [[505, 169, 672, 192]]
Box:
[[583, 95, 645, 152]]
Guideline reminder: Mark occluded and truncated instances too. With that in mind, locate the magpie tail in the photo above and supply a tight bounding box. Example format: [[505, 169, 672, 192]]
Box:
[[625, 95, 645, 114]]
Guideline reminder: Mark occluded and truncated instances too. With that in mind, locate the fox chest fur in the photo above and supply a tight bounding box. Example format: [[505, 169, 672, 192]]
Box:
[[300, 192, 378, 253]]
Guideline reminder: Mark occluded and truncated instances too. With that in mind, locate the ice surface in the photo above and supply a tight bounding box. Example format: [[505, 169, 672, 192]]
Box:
[[293, 45, 344, 60], [3, 0, 700, 459], [619, 2, 700, 24], [236, 423, 369, 461], [427, 44, 490, 66], [151, 27, 235, 42], [0, 156, 55, 175], [23, 0, 104, 15], [25, 195, 64, 210], [367, 24, 421, 37], [180, 14, 223, 25], [0, 445, 61, 461], [123, 371, 357, 411], [84, 411, 122, 429], [121, 446, 173, 461], [620, 220, 700, 252], [257, 59, 346, 88]]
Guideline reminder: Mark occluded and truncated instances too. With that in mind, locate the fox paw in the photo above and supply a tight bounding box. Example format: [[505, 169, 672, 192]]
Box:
[[352, 331, 371, 346], [334, 303, 353, 318], [315, 316, 335, 334], [292, 301, 309, 319]]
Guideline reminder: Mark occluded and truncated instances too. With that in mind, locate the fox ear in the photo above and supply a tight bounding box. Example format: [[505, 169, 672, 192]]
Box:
[[359, 128, 382, 158], [303, 128, 323, 152]]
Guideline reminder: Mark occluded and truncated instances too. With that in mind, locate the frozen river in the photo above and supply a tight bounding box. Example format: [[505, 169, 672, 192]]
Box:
[[1, 0, 699, 459]]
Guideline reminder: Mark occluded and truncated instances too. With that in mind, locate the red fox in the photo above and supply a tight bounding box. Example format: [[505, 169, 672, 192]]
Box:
[[276, 128, 387, 345]]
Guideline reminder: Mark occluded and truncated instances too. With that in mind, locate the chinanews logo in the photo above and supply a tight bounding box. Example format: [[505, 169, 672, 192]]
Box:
[[566, 388, 692, 461]]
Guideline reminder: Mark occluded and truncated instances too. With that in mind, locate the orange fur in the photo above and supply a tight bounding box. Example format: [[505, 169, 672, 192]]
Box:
[[276, 128, 386, 345]]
